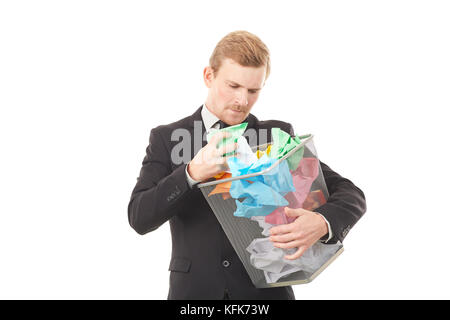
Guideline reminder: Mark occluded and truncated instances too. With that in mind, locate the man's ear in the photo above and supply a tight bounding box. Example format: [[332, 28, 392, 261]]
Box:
[[203, 66, 215, 88]]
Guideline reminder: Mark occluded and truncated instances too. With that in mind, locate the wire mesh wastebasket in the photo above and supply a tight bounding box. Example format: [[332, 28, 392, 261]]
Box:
[[198, 134, 343, 288]]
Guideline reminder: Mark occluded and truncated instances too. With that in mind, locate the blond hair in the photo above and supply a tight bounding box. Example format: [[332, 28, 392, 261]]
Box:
[[209, 30, 271, 80]]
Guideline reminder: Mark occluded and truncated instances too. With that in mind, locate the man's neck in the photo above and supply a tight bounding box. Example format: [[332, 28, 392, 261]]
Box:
[[203, 103, 219, 118]]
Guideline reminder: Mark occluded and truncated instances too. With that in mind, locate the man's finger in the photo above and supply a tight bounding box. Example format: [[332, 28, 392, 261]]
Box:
[[221, 153, 239, 168], [272, 239, 304, 250], [224, 153, 239, 161], [269, 232, 298, 243], [210, 131, 231, 145], [217, 142, 238, 157], [270, 224, 293, 236], [284, 245, 308, 260]]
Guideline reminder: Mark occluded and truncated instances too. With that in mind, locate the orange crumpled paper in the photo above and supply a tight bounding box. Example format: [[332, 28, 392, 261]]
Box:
[[208, 172, 233, 200]]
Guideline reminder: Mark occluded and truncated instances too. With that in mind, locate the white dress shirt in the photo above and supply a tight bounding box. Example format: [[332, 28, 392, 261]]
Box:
[[184, 105, 333, 242]]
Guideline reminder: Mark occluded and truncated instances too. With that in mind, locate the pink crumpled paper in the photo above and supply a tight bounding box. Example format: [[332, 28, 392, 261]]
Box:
[[265, 157, 320, 225]]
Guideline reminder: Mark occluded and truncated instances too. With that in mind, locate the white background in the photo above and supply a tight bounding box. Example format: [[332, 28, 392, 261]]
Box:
[[1, 1, 449, 299]]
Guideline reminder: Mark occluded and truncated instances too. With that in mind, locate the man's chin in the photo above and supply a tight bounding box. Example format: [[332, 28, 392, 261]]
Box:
[[224, 111, 248, 125]]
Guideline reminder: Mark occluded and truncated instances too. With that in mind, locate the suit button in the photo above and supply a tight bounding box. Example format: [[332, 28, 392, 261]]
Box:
[[222, 260, 230, 268]]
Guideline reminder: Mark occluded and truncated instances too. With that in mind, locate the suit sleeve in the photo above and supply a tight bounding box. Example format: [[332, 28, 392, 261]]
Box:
[[315, 161, 366, 243], [127, 127, 193, 235], [287, 124, 367, 243]]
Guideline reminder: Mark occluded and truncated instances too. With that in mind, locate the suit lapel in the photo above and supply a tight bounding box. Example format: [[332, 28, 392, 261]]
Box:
[[186, 106, 208, 157]]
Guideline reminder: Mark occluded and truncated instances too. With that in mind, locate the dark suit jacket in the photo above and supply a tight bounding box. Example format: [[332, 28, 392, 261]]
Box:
[[128, 106, 366, 300]]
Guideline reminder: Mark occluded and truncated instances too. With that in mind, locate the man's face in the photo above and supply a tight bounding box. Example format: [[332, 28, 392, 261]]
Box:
[[204, 58, 266, 126]]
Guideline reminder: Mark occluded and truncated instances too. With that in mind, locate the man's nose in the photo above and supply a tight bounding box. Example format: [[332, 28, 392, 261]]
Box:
[[235, 90, 248, 107]]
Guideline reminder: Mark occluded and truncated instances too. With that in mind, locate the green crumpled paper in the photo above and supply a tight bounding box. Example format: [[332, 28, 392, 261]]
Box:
[[207, 122, 248, 156], [270, 128, 305, 171]]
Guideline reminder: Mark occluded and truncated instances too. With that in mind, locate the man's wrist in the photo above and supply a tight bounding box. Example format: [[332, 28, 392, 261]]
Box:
[[316, 212, 333, 243], [185, 162, 200, 188]]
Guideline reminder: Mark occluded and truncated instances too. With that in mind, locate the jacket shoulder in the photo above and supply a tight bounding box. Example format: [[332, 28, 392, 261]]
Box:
[[150, 113, 193, 137]]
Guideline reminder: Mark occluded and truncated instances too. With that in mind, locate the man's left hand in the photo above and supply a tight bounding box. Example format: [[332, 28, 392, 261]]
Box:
[[269, 207, 329, 260]]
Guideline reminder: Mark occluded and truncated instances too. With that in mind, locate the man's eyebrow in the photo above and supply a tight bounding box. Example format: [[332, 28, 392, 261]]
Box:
[[227, 80, 261, 91]]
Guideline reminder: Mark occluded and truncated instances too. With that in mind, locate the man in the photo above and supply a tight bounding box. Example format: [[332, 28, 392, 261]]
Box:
[[128, 31, 366, 300]]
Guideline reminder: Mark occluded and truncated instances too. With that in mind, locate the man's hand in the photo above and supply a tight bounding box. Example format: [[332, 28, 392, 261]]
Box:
[[269, 207, 329, 260], [187, 131, 238, 182]]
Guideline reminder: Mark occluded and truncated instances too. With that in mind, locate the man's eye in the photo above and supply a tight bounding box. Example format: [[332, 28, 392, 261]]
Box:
[[230, 85, 239, 89], [249, 90, 257, 94]]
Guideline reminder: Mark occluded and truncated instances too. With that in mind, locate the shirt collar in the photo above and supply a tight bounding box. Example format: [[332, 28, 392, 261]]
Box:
[[199, 104, 258, 132], [201, 104, 220, 131]]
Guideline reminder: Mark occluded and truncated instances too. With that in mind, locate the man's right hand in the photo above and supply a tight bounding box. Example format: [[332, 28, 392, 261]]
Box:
[[187, 131, 238, 182]]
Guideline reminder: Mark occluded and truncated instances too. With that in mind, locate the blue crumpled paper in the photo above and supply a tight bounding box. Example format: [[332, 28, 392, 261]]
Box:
[[227, 154, 295, 218]]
